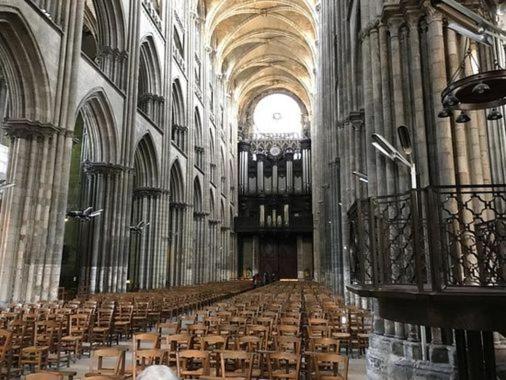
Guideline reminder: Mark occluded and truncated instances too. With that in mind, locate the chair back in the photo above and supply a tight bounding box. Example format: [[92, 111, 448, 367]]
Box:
[[176, 349, 210, 378], [89, 347, 125, 376], [313, 352, 349, 380], [133, 332, 160, 350], [220, 350, 253, 380]]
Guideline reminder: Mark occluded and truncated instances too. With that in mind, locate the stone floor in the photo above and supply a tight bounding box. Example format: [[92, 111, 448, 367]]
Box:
[[20, 349, 367, 379]]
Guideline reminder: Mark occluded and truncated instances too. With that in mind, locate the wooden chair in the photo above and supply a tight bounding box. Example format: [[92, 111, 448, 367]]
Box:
[[113, 305, 133, 342], [201, 335, 227, 374], [313, 353, 349, 380], [0, 329, 13, 379], [266, 351, 300, 380], [276, 325, 299, 337], [177, 349, 210, 379], [163, 333, 192, 367], [235, 336, 261, 353], [132, 349, 166, 380], [218, 350, 253, 380], [274, 336, 301, 355], [246, 325, 269, 350], [156, 321, 179, 336], [85, 348, 126, 378], [131, 303, 149, 333], [133, 332, 160, 351], [61, 314, 90, 359], [310, 338, 340, 353], [91, 309, 114, 347]]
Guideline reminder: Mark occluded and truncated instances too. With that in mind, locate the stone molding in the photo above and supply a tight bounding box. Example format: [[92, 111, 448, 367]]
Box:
[[133, 187, 169, 198], [83, 160, 132, 175], [3, 119, 71, 139]]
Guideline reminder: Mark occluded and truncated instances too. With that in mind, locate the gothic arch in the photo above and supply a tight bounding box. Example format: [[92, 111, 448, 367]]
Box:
[[0, 7, 51, 122], [209, 189, 216, 217], [76, 89, 119, 163], [194, 108, 203, 145], [171, 79, 187, 150], [193, 176, 203, 212], [169, 159, 185, 203], [138, 36, 162, 97], [133, 133, 159, 188], [83, 0, 126, 53], [171, 79, 185, 127], [220, 200, 226, 223]]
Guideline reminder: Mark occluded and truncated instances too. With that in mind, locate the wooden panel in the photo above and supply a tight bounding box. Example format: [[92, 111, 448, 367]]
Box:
[[259, 236, 297, 279]]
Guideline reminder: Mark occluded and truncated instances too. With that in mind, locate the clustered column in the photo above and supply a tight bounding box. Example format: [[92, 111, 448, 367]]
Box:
[[78, 162, 129, 294], [130, 188, 167, 289], [0, 122, 74, 302]]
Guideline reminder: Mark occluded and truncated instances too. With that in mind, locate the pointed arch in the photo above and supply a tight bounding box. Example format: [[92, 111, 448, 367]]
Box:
[[220, 199, 226, 223], [194, 107, 203, 146], [193, 176, 203, 212], [133, 133, 159, 189], [171, 79, 185, 127], [76, 89, 119, 163], [209, 189, 216, 217], [0, 7, 51, 122], [169, 159, 185, 203], [138, 36, 162, 97], [171, 79, 187, 151], [84, 0, 126, 52]]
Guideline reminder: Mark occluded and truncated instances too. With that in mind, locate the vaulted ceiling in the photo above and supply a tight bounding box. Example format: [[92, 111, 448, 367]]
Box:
[[204, 0, 318, 119]]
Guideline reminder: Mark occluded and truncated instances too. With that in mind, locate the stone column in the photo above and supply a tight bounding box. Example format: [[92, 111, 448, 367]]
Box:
[[369, 24, 387, 196], [389, 16, 409, 191], [425, 3, 456, 186], [360, 8, 376, 197], [0, 123, 74, 302], [377, 23, 395, 195], [406, 11, 430, 187], [77, 162, 129, 294]]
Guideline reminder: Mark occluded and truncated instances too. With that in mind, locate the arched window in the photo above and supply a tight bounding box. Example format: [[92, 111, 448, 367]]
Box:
[[171, 79, 187, 152], [82, 0, 127, 89], [253, 93, 303, 139], [137, 36, 164, 125], [220, 146, 226, 192], [194, 108, 204, 169], [209, 128, 216, 183], [138, 37, 163, 125]]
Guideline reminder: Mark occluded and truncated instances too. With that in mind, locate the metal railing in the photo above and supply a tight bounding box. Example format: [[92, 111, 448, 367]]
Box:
[[349, 185, 506, 292]]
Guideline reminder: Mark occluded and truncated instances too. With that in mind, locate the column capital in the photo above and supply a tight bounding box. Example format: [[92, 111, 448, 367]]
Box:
[[83, 160, 132, 175], [238, 141, 251, 152], [387, 15, 405, 37], [422, 0, 444, 24], [133, 187, 169, 198], [3, 118, 71, 139], [348, 110, 365, 130], [300, 139, 311, 150], [404, 8, 424, 29]]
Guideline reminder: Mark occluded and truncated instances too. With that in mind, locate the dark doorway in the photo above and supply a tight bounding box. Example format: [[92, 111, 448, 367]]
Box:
[[259, 236, 297, 279]]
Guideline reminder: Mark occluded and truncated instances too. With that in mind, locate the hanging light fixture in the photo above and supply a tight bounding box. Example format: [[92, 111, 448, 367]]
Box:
[[456, 110, 471, 123], [487, 108, 503, 121], [438, 108, 452, 118], [472, 82, 491, 95], [442, 93, 459, 107]]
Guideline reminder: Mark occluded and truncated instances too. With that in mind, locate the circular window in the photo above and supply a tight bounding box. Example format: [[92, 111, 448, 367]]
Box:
[[253, 93, 302, 137]]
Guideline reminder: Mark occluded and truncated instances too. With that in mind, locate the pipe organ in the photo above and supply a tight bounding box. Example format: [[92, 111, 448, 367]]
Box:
[[236, 138, 313, 280]]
